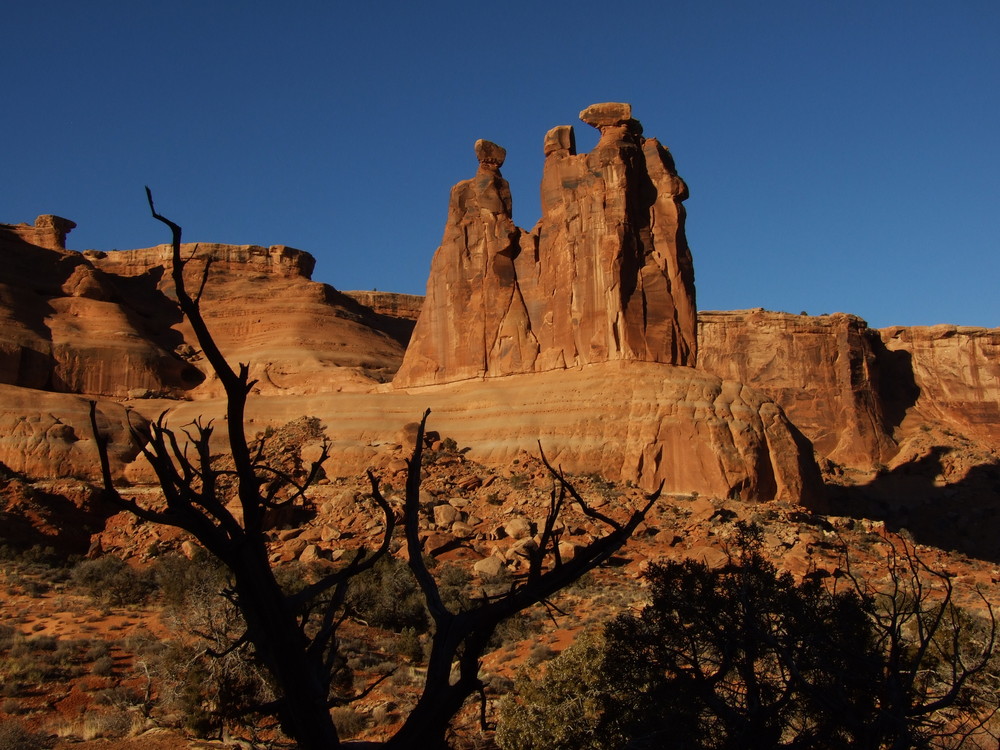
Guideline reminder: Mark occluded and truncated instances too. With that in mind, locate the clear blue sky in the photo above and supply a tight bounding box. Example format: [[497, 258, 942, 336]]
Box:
[[4, 1, 998, 328]]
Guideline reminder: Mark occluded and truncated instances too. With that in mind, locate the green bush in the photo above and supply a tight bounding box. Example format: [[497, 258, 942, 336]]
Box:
[[499, 525, 999, 750], [497, 630, 614, 750]]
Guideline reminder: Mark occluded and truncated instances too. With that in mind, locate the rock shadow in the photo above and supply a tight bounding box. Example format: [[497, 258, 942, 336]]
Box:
[[869, 332, 920, 433], [98, 264, 207, 391], [825, 446, 1000, 563]]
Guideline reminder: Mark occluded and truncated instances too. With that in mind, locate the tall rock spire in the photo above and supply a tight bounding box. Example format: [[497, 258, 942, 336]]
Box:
[[394, 103, 697, 388]]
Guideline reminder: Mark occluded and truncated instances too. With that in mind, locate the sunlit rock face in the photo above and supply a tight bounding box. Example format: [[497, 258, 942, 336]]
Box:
[[697, 310, 899, 470], [394, 102, 697, 387]]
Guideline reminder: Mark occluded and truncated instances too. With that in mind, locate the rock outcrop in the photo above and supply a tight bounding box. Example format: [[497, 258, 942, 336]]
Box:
[[0, 385, 142, 481], [88, 243, 409, 396], [697, 310, 898, 469], [394, 102, 696, 387], [0, 224, 410, 400], [0, 215, 77, 251], [878, 324, 1000, 445], [0, 219, 204, 396], [697, 310, 1000, 474], [343, 291, 424, 322], [116, 361, 821, 504]]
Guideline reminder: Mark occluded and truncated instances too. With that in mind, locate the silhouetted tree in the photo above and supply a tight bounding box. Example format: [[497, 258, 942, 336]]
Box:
[[498, 524, 997, 750], [88, 190, 659, 749]]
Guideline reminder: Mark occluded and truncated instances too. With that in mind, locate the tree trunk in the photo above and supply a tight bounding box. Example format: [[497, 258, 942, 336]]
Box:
[[231, 544, 342, 749]]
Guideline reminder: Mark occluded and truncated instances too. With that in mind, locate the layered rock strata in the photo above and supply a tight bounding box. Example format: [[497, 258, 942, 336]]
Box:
[[878, 324, 1000, 446], [394, 102, 696, 387], [108, 361, 820, 503], [697, 310, 1000, 471], [89, 244, 409, 396], [0, 221, 409, 399], [0, 217, 203, 396]]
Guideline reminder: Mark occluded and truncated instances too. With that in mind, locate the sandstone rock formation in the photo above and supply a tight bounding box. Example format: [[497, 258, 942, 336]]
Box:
[[394, 102, 696, 387], [0, 385, 141, 481], [697, 309, 1000, 475], [343, 291, 424, 322], [116, 361, 821, 504], [878, 324, 1000, 446], [88, 243, 410, 396], [0, 222, 410, 400], [697, 310, 898, 468], [0, 214, 77, 251], [0, 218, 203, 396]]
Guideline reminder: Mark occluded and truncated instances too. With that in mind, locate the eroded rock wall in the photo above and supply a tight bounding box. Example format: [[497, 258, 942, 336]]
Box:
[[0, 223, 411, 401], [879, 324, 1000, 444], [90, 243, 409, 395], [697, 309, 1000, 472], [697, 310, 898, 469], [0, 218, 204, 396]]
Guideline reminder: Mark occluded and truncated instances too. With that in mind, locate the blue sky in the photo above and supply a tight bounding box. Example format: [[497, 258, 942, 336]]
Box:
[[4, 1, 998, 328]]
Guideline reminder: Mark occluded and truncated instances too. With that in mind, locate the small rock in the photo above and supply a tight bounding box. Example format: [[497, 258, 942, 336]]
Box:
[[299, 544, 322, 563], [578, 102, 632, 128], [474, 556, 506, 577], [434, 504, 461, 527], [504, 516, 533, 540], [475, 139, 506, 168]]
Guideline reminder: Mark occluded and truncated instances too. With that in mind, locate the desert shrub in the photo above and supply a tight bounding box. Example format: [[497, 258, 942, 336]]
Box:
[[84, 641, 110, 661], [26, 635, 57, 652], [497, 630, 614, 750], [0, 720, 53, 750], [331, 706, 367, 739], [437, 563, 473, 612], [526, 643, 555, 665], [91, 656, 114, 676], [498, 525, 999, 750], [489, 611, 537, 649], [0, 625, 15, 650], [381, 627, 425, 662], [153, 552, 227, 608], [346, 556, 428, 632], [70, 556, 156, 606]]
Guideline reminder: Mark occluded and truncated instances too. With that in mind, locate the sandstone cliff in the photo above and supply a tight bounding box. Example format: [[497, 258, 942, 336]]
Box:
[[697, 309, 1000, 476], [697, 310, 898, 469], [0, 216, 204, 396], [394, 103, 696, 387], [113, 361, 820, 504], [0, 220, 410, 400], [878, 324, 1000, 446], [88, 243, 409, 396]]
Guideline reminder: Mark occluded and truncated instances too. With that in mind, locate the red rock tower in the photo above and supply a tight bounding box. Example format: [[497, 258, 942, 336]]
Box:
[[394, 103, 697, 387]]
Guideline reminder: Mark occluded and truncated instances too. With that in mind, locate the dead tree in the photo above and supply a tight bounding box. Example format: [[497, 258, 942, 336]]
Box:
[[89, 190, 658, 749], [838, 534, 998, 749]]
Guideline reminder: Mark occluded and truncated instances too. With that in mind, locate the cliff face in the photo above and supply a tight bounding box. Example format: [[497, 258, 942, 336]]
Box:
[[394, 103, 696, 387], [0, 221, 409, 400], [0, 222, 413, 479], [697, 310, 1000, 473], [0, 216, 204, 396], [697, 310, 898, 469], [88, 243, 409, 397], [878, 325, 1000, 445]]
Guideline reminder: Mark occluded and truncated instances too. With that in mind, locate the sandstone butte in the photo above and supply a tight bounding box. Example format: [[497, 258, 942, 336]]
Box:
[[394, 102, 697, 387], [1, 103, 998, 518]]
